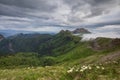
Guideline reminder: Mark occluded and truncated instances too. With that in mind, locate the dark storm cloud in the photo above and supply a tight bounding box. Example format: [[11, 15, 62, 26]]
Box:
[[0, 0, 57, 19], [0, 0, 56, 12], [84, 20, 120, 29], [0, 3, 24, 17]]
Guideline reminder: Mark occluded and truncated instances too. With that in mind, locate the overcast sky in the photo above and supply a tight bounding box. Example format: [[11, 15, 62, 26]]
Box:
[[0, 0, 120, 36]]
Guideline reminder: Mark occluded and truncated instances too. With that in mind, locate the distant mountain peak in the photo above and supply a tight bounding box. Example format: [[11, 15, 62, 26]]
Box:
[[59, 30, 72, 35], [72, 28, 91, 34]]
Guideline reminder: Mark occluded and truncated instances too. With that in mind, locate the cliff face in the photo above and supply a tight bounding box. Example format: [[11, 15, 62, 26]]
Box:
[[0, 34, 4, 42], [72, 28, 91, 34]]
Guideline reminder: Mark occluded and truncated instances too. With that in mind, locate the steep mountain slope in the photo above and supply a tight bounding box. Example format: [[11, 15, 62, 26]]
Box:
[[38, 30, 81, 56], [0, 28, 91, 56], [0, 30, 81, 56], [0, 33, 53, 55]]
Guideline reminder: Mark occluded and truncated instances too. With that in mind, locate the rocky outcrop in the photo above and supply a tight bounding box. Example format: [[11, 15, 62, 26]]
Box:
[[72, 28, 91, 34], [90, 37, 120, 51], [8, 43, 15, 53], [0, 34, 4, 42], [98, 51, 120, 63]]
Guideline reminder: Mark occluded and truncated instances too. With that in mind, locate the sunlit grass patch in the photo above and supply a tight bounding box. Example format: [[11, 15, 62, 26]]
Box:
[[0, 66, 66, 80]]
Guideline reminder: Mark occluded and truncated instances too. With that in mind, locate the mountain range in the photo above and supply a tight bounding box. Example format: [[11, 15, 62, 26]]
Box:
[[0, 28, 119, 56], [0, 30, 56, 37], [0, 28, 120, 80]]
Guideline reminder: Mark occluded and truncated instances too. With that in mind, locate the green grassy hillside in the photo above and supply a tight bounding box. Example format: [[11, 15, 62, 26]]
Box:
[[38, 30, 80, 56], [0, 50, 119, 80]]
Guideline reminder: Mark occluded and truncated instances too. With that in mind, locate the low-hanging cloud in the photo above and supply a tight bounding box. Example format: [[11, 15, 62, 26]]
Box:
[[82, 32, 120, 41], [82, 25, 120, 40]]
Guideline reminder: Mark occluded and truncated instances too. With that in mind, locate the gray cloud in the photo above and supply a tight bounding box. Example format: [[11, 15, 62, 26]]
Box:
[[0, 0, 120, 35], [0, 0, 56, 12]]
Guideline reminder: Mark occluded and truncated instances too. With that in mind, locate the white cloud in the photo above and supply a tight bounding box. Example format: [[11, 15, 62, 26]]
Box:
[[82, 32, 120, 41], [82, 25, 120, 40], [0, 16, 33, 21], [96, 25, 120, 30]]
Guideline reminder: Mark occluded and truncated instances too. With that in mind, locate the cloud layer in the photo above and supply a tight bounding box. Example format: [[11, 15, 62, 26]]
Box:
[[0, 0, 120, 35]]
